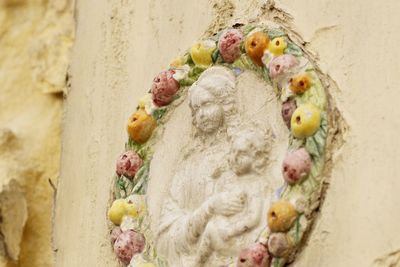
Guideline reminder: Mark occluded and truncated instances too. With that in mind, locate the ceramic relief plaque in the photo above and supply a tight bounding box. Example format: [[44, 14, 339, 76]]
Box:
[[106, 22, 341, 267]]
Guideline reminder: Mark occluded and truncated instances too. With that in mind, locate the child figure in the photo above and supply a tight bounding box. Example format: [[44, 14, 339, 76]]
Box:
[[194, 128, 271, 267]]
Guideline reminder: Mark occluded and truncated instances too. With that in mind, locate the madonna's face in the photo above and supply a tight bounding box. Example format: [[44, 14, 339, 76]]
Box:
[[190, 87, 224, 133]]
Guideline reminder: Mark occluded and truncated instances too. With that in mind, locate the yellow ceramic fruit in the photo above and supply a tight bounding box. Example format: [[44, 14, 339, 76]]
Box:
[[190, 40, 216, 66], [267, 201, 298, 232], [108, 199, 128, 225], [245, 31, 269, 66], [126, 194, 147, 218], [290, 73, 312, 94], [291, 104, 321, 139], [125, 202, 140, 219], [138, 94, 152, 109], [269, 37, 287, 56], [127, 108, 157, 144]]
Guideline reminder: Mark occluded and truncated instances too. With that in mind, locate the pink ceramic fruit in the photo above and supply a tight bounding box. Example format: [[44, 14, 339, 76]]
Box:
[[237, 243, 270, 267], [282, 148, 312, 184], [110, 226, 123, 245], [218, 29, 243, 63], [116, 150, 143, 178], [268, 54, 298, 79], [151, 70, 180, 107], [281, 99, 297, 128], [267, 233, 291, 257], [113, 230, 145, 265]]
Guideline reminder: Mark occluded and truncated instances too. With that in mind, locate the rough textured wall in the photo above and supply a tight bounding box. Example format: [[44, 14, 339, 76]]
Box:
[[55, 0, 400, 267], [0, 0, 74, 266]]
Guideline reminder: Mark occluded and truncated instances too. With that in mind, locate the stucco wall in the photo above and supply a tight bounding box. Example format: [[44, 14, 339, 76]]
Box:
[[0, 0, 74, 266], [54, 0, 400, 266]]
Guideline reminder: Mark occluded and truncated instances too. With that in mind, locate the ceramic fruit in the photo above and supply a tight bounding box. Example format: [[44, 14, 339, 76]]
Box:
[[281, 99, 297, 128], [126, 194, 146, 218], [291, 104, 321, 139], [267, 233, 291, 257], [114, 230, 145, 265], [245, 31, 269, 66], [108, 199, 141, 225], [190, 40, 216, 66], [127, 108, 157, 144], [108, 199, 128, 225], [218, 29, 243, 63], [282, 148, 312, 184], [125, 201, 141, 219], [269, 37, 287, 56], [151, 70, 180, 107], [111, 227, 123, 245], [237, 243, 270, 267], [267, 201, 298, 232], [116, 150, 143, 178], [290, 73, 312, 94], [269, 54, 299, 79]]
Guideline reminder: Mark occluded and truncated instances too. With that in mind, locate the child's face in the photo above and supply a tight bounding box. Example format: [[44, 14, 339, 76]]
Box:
[[230, 136, 255, 175]]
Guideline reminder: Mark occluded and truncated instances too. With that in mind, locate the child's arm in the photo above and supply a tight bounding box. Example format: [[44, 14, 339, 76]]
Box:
[[222, 192, 262, 240]]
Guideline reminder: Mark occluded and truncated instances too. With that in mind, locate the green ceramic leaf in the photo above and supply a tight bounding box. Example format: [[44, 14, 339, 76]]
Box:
[[188, 65, 207, 80], [285, 41, 303, 56], [267, 29, 286, 39], [152, 107, 167, 121], [126, 138, 150, 160], [212, 49, 220, 63], [132, 161, 150, 194], [242, 24, 257, 36]]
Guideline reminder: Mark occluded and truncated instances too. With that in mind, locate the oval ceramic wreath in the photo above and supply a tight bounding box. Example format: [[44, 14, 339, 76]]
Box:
[[107, 23, 332, 267]]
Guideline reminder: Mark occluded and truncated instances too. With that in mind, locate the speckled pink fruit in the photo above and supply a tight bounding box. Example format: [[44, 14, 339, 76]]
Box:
[[267, 233, 291, 257], [218, 29, 243, 63], [110, 227, 123, 245], [151, 70, 180, 107], [268, 54, 299, 79], [237, 243, 270, 267], [113, 230, 145, 265], [116, 151, 143, 178], [282, 148, 312, 184], [281, 99, 297, 128]]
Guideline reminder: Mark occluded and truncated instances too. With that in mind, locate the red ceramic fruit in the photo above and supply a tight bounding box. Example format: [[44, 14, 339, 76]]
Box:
[[116, 150, 143, 178], [113, 230, 145, 265], [218, 29, 243, 63], [110, 226, 123, 245], [151, 70, 180, 107]]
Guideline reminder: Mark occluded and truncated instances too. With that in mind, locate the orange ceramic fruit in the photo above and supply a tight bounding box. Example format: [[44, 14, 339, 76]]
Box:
[[127, 108, 156, 144], [267, 201, 298, 232], [245, 31, 269, 66], [290, 73, 312, 94]]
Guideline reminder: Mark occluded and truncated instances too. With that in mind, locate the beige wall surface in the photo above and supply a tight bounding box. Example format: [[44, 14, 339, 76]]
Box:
[[54, 0, 400, 267], [0, 0, 73, 266]]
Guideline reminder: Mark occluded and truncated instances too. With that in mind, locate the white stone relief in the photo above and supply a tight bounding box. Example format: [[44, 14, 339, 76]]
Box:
[[153, 67, 278, 267]]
